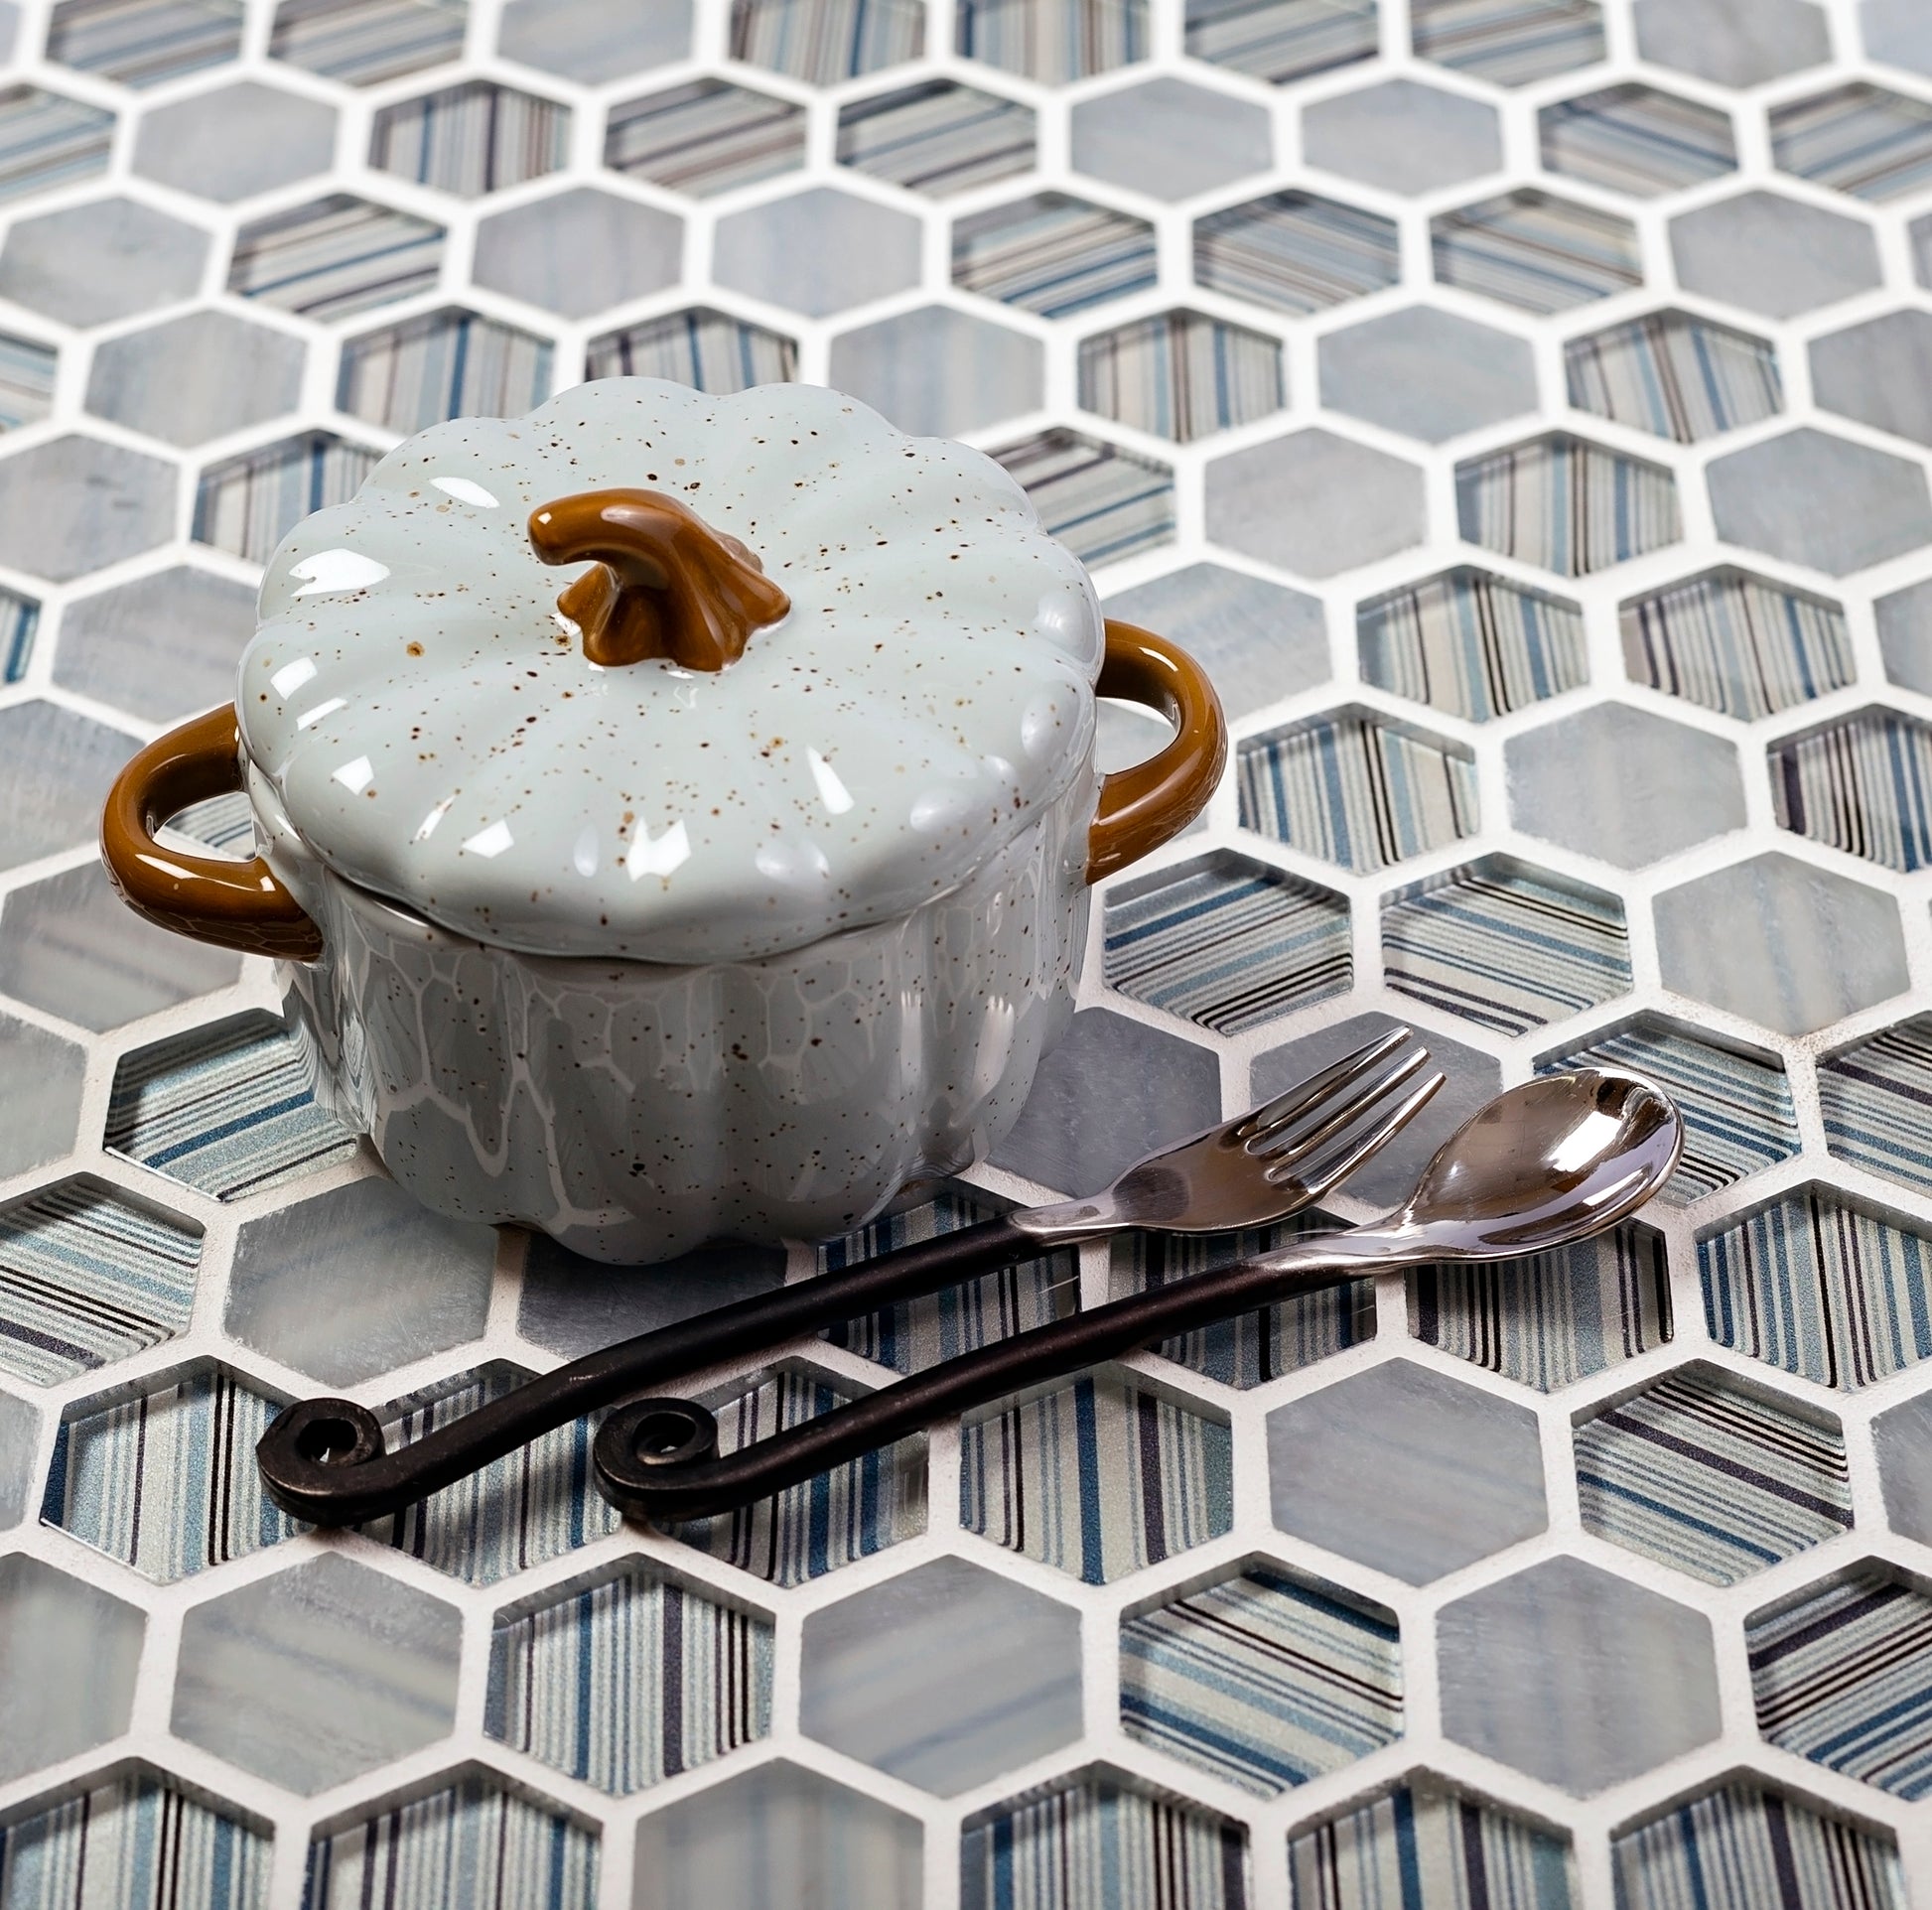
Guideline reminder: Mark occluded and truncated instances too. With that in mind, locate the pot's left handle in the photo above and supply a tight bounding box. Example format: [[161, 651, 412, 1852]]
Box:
[[1087, 620, 1228, 883], [101, 705, 325, 962]]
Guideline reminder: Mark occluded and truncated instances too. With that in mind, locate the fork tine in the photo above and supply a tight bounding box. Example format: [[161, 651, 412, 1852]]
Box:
[[1268, 1069, 1447, 1197], [1247, 1043, 1430, 1164], [1231, 1026, 1420, 1144]]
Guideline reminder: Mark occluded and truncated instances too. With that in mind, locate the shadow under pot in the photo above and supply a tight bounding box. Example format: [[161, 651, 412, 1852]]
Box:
[[101, 380, 1225, 1264]]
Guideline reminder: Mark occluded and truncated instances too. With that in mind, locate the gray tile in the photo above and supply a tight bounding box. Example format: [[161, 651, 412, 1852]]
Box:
[[989, 1007, 1221, 1195], [1709, 428, 1932, 576], [714, 185, 922, 317], [0, 1555, 143, 1782], [1864, 0, 1932, 73], [0, 701, 143, 869], [1250, 1011, 1501, 1213], [498, 0, 689, 79], [1303, 78, 1501, 196], [173, 1554, 460, 1794], [1670, 191, 1880, 320], [829, 305, 1040, 436], [1317, 305, 1537, 444], [802, 1557, 1082, 1795], [1439, 1556, 1720, 1793], [1633, 0, 1828, 87], [0, 436, 176, 583], [133, 79, 338, 202], [225, 1178, 495, 1386], [633, 1761, 921, 1910], [0, 862, 239, 1032], [1873, 1388, 1932, 1542], [1070, 75, 1271, 201], [1656, 854, 1907, 1036], [0, 1387, 33, 1528], [1876, 578, 1932, 695], [1812, 310, 1932, 449], [473, 186, 682, 319], [518, 1235, 784, 1358], [1506, 703, 1745, 870], [0, 196, 208, 326], [1268, 1361, 1545, 1583], [53, 563, 255, 724], [1103, 562, 1329, 723], [85, 310, 304, 448], [1206, 429, 1426, 579], [0, 1016, 82, 1177]]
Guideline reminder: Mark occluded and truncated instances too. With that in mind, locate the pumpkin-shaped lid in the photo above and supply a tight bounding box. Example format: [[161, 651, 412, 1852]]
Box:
[[238, 379, 1102, 964]]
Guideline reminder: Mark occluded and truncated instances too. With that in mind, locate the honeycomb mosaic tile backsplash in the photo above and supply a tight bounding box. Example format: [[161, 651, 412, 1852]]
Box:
[[6, 0, 1932, 1903]]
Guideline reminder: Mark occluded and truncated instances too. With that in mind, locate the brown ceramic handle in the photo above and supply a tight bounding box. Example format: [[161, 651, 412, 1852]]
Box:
[[1087, 620, 1228, 883], [100, 705, 324, 962]]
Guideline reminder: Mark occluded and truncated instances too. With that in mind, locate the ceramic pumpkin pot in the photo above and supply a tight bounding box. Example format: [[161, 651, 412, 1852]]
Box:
[[102, 380, 1225, 1263]]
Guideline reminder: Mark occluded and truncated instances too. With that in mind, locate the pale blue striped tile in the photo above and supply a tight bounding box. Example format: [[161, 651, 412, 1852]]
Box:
[[586, 308, 797, 391], [0, 84, 114, 203], [732, 0, 926, 82], [369, 78, 569, 197], [1540, 83, 1735, 196], [45, 0, 243, 85], [0, 588, 38, 682], [269, 0, 467, 84], [0, 332, 55, 433], [1413, 0, 1605, 86], [955, 0, 1149, 82], [1772, 709, 1932, 872], [1567, 311, 1780, 443], [229, 194, 446, 322], [1433, 190, 1640, 314], [1773, 83, 1932, 204], [1194, 190, 1399, 316], [605, 78, 805, 197], [195, 430, 385, 563], [338, 306, 552, 433], [1183, 0, 1376, 84], [838, 77, 1034, 194], [1457, 434, 1680, 575], [1621, 569, 1851, 719], [993, 428, 1174, 565], [1078, 310, 1283, 441], [1821, 1016, 1932, 1194], [954, 191, 1155, 317]]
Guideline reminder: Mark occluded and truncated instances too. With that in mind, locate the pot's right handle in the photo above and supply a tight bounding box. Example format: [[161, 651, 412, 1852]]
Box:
[[1086, 620, 1228, 883], [101, 705, 325, 962]]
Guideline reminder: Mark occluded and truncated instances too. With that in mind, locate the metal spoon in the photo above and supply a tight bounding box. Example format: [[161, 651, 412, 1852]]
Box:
[[595, 1066, 1683, 1524]]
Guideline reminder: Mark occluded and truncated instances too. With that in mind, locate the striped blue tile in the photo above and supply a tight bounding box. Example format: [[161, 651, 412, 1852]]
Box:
[[605, 78, 805, 197], [1238, 711, 1479, 872], [1194, 190, 1400, 316], [1748, 1567, 1932, 1798], [961, 1371, 1231, 1583], [1576, 1367, 1851, 1584], [338, 306, 552, 434], [586, 307, 797, 391], [229, 194, 447, 322], [304, 1775, 597, 1910], [1457, 434, 1680, 576], [731, 0, 926, 81], [1121, 1567, 1401, 1794], [268, 0, 466, 85], [955, 0, 1149, 82], [1622, 569, 1851, 720], [993, 428, 1174, 565], [1821, 1017, 1932, 1195], [368, 78, 569, 196], [1183, 0, 1376, 84], [1543, 1020, 1799, 1205], [0, 1768, 269, 1910], [105, 1011, 359, 1202], [0, 332, 55, 433], [1702, 1185, 1932, 1391], [0, 587, 38, 681], [1290, 1785, 1575, 1909], [0, 1178, 201, 1387], [194, 430, 385, 564], [1413, 0, 1605, 86], [0, 84, 114, 204], [1772, 84, 1932, 204], [1772, 709, 1932, 872], [1432, 190, 1640, 315], [1539, 83, 1735, 196], [46, 0, 242, 84], [954, 191, 1155, 317], [1078, 310, 1283, 442], [487, 1563, 772, 1793], [1103, 853, 1350, 1034], [1412, 1222, 1670, 1392], [1567, 311, 1781, 443], [963, 1776, 1248, 1910], [837, 77, 1034, 194]]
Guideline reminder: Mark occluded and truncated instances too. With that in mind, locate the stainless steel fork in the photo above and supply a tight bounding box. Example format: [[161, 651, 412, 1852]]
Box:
[[257, 1025, 1438, 1525]]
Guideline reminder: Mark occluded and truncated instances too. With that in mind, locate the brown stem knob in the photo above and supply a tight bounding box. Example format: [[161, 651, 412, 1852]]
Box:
[[528, 487, 790, 671]]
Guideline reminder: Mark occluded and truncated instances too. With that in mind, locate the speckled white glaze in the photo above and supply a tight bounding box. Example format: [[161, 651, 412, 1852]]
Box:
[[239, 378, 1101, 965]]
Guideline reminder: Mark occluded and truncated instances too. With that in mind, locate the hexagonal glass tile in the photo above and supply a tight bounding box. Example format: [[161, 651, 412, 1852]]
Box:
[[228, 194, 446, 321], [1432, 190, 1640, 315], [586, 307, 796, 391], [1577, 1367, 1851, 1585], [338, 307, 551, 433], [1078, 311, 1282, 442], [1772, 709, 1932, 872], [1821, 1017, 1932, 1196], [1238, 709, 1478, 874], [1816, 316, 1932, 467], [1704, 1185, 1932, 1391], [1305, 77, 1500, 196], [1413, 0, 1603, 84], [1123, 1564, 1399, 1796], [1459, 434, 1679, 576], [1772, 83, 1932, 202], [306, 1772, 596, 1907], [195, 430, 382, 564], [86, 310, 304, 450], [1671, 190, 1880, 321], [0, 332, 54, 433], [133, 77, 338, 203], [962, 1370, 1231, 1584], [954, 192, 1154, 318], [1613, 1781, 1903, 1910], [1103, 852, 1349, 1033], [1412, 1220, 1670, 1391], [473, 187, 681, 321], [1208, 428, 1425, 578], [605, 78, 804, 197], [369, 79, 568, 197], [0, 1766, 267, 1908], [1543, 1018, 1798, 1205], [45, 1359, 302, 1582], [1621, 569, 1850, 720], [1360, 568, 1586, 723], [1193, 189, 1399, 316], [1878, 576, 1932, 695], [0, 196, 209, 328], [497, 0, 691, 79], [105, 1009, 358, 1202], [0, 440, 176, 583], [1182, 0, 1375, 84], [1566, 312, 1780, 443], [0, 1177, 200, 1387], [0, 586, 35, 681], [0, 1555, 145, 1785], [1071, 75, 1271, 201], [731, 0, 923, 80], [0, 700, 150, 865], [46, 0, 242, 85], [715, 187, 921, 320], [1876, 1389, 1932, 1546], [0, 1018, 82, 1180], [1382, 856, 1630, 1035], [268, 0, 466, 83], [1320, 305, 1536, 445], [1711, 428, 1932, 577], [1634, 0, 1827, 86], [488, 1562, 771, 1793], [0, 86, 113, 205], [957, 0, 1149, 81], [1749, 1565, 1932, 1797], [669, 1363, 926, 1588], [830, 303, 1041, 437], [992, 428, 1173, 566], [837, 77, 1034, 195], [1540, 83, 1735, 196], [963, 1774, 1246, 1910]]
